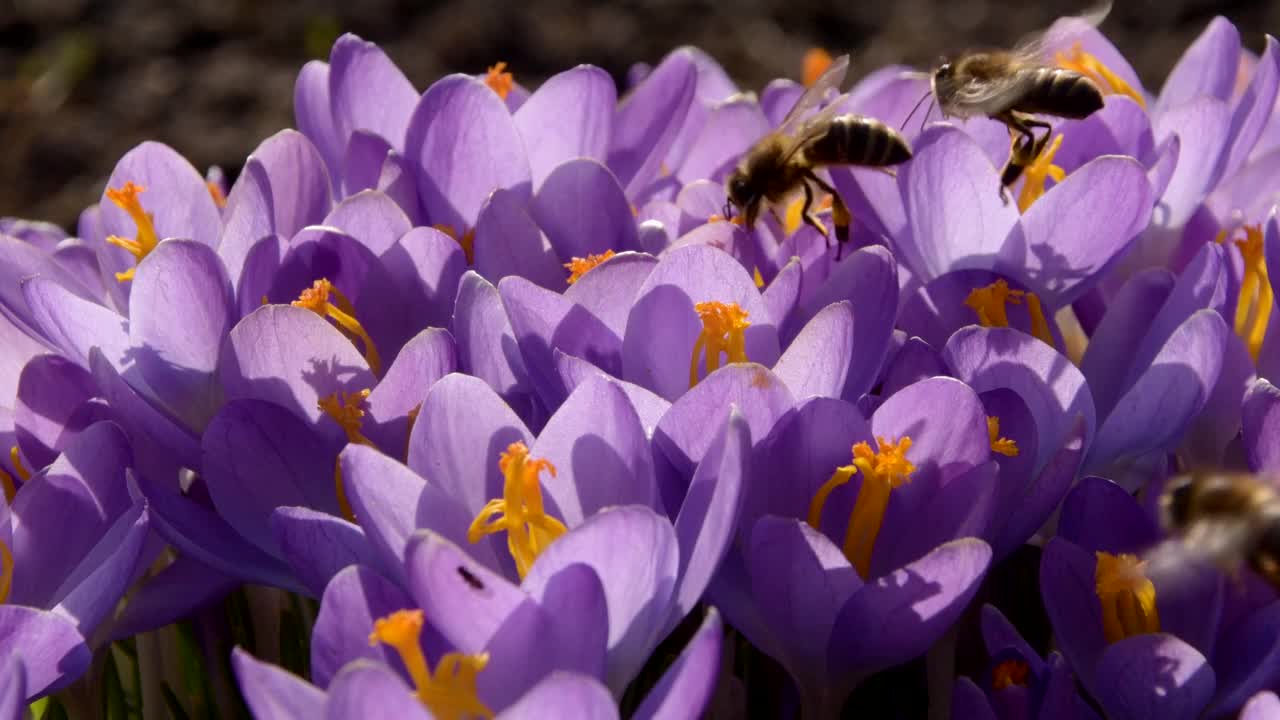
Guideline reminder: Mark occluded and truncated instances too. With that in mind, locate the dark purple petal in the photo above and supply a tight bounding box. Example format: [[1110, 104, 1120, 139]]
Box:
[[270, 506, 380, 599], [1078, 268, 1175, 420], [633, 608, 723, 720], [130, 239, 234, 432], [107, 555, 237, 642], [379, 226, 467, 335], [473, 188, 566, 291], [232, 647, 326, 719], [268, 227, 376, 307], [980, 604, 1045, 676], [1059, 476, 1161, 553], [329, 34, 417, 150], [1242, 692, 1280, 720], [773, 302, 854, 400], [50, 501, 149, 633], [325, 661, 432, 720], [1157, 17, 1241, 112], [1093, 634, 1214, 720], [1040, 537, 1106, 683], [375, 150, 424, 226], [829, 538, 991, 674], [609, 49, 697, 197], [533, 375, 656, 526], [563, 251, 658, 339], [880, 336, 946, 400], [1261, 214, 1280, 382], [951, 677, 996, 720], [235, 234, 284, 318], [363, 328, 455, 455], [1182, 333, 1254, 467], [1209, 602, 1280, 715], [1244, 379, 1280, 473], [406, 74, 532, 231], [0, 654, 24, 718], [342, 130, 391, 195], [88, 347, 201, 474], [203, 399, 340, 555], [992, 416, 1086, 560], [0, 605, 90, 697], [533, 159, 639, 261], [514, 65, 616, 188], [873, 460, 998, 577], [529, 564, 608, 680], [309, 564, 418, 689], [14, 354, 98, 469]]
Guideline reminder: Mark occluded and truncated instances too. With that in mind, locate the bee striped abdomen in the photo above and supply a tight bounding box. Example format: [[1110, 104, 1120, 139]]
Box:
[[807, 115, 912, 168], [1017, 68, 1104, 119]]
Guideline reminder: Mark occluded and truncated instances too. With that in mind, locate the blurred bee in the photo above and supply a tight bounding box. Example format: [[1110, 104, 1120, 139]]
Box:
[[725, 54, 912, 259], [929, 3, 1110, 195], [1158, 471, 1280, 589]]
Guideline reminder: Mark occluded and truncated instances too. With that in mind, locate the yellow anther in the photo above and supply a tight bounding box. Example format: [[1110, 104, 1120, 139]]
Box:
[[707, 213, 745, 226], [1017, 134, 1066, 212], [0, 538, 11, 605], [104, 182, 161, 283], [433, 224, 476, 265], [369, 609, 494, 719], [1055, 43, 1147, 109], [8, 448, 30, 483], [752, 267, 766, 288], [292, 279, 382, 376], [484, 62, 514, 101], [0, 470, 14, 504], [405, 403, 422, 461], [467, 442, 566, 579], [808, 437, 915, 579], [1220, 225, 1272, 361], [206, 180, 228, 209], [991, 660, 1030, 690], [689, 301, 751, 387], [965, 280, 1056, 347], [564, 250, 616, 285], [803, 48, 834, 87], [319, 389, 372, 524], [987, 416, 1019, 457], [1095, 551, 1160, 643]]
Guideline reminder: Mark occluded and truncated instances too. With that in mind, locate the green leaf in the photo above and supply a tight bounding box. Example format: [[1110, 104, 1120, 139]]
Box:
[[101, 648, 129, 720], [160, 683, 192, 720]]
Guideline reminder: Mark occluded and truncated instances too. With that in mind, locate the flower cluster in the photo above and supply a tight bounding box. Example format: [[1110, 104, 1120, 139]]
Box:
[[1, 12, 1279, 720]]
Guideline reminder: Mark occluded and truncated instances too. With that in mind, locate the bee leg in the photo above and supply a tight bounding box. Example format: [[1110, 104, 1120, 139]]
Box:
[[798, 181, 829, 240], [803, 171, 850, 252]]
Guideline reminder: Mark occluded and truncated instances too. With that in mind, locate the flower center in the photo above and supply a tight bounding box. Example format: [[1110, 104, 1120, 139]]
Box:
[[803, 47, 834, 87], [0, 538, 11, 604], [319, 389, 374, 523], [689, 301, 751, 388], [991, 659, 1030, 690], [484, 62, 514, 100], [808, 437, 916, 579], [1016, 134, 1066, 212], [292, 279, 382, 376], [368, 609, 494, 719], [104, 182, 161, 282], [467, 442, 566, 580], [564, 250, 616, 285], [1055, 43, 1147, 109], [433, 224, 476, 265], [987, 416, 1019, 457], [1095, 551, 1160, 643], [1217, 225, 1272, 361], [965, 279, 1055, 348]]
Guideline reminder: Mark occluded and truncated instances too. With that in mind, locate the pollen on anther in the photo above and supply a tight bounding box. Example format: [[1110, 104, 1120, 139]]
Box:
[[565, 250, 616, 285], [991, 660, 1030, 690], [803, 48, 834, 87], [485, 62, 514, 100]]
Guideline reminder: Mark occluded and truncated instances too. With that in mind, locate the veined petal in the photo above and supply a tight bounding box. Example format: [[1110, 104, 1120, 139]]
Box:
[[329, 33, 417, 151], [473, 187, 565, 291], [14, 354, 99, 468], [1093, 634, 1214, 720], [609, 49, 697, 197], [532, 159, 639, 260], [1243, 378, 1280, 473], [1157, 16, 1241, 112], [294, 59, 344, 188], [633, 609, 723, 720], [270, 507, 381, 599], [0, 605, 90, 697], [247, 130, 333, 238], [232, 647, 326, 719], [309, 564, 419, 689], [514, 65, 616, 188]]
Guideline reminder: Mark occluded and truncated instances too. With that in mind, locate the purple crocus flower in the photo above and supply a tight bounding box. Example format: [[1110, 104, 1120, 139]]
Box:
[[1043, 475, 1280, 718], [230, 601, 722, 718]]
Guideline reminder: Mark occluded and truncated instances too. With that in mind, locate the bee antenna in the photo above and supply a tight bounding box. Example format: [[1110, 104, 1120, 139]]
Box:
[[922, 97, 936, 134], [900, 89, 933, 133], [723, 200, 734, 220]]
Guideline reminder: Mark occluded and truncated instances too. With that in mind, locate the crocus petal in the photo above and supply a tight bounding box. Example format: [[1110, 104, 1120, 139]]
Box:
[[235, 233, 285, 317], [1040, 537, 1107, 683], [1157, 16, 1241, 112], [829, 538, 992, 675], [1153, 98, 1231, 228], [669, 408, 748, 629], [1052, 97, 1153, 174], [379, 226, 467, 335], [0, 605, 90, 697], [873, 461, 997, 577], [406, 74, 532, 231], [203, 399, 341, 555], [532, 375, 656, 526], [1242, 692, 1280, 720], [514, 65, 616, 188], [554, 352, 672, 438], [1243, 378, 1280, 473], [14, 354, 98, 468], [532, 159, 638, 260], [609, 49, 697, 197], [677, 97, 770, 183], [991, 416, 1086, 560], [342, 130, 392, 196], [129, 239, 234, 432], [248, 130, 333, 238], [309, 564, 418, 689], [633, 609, 723, 720], [760, 78, 803, 126], [108, 556, 237, 640], [880, 336, 946, 401], [896, 125, 1019, 281], [1007, 156, 1153, 307], [22, 274, 130, 371], [219, 160, 277, 294], [563, 251, 658, 339], [529, 564, 609, 681], [99, 141, 222, 253], [980, 605, 1046, 676], [521, 506, 680, 693], [502, 673, 619, 720], [232, 647, 326, 720], [951, 677, 997, 720], [270, 506, 381, 598], [1219, 37, 1280, 179], [407, 372, 533, 520], [51, 501, 150, 632], [473, 187, 566, 291], [871, 377, 990, 495], [1210, 602, 1280, 715], [329, 34, 417, 150], [0, 655, 24, 720], [1078, 268, 1176, 419], [452, 272, 533, 409], [1093, 634, 1214, 720], [1088, 309, 1227, 473], [1059, 476, 1161, 553], [219, 305, 375, 439], [321, 190, 411, 256], [773, 302, 854, 400], [268, 227, 377, 308], [363, 328, 456, 454], [295, 59, 344, 186], [499, 276, 622, 410], [1183, 332, 1255, 466], [748, 516, 862, 687], [325, 661, 432, 720]]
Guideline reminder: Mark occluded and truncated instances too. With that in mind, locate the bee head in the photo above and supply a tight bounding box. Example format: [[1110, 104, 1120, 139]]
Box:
[[1160, 474, 1196, 532], [726, 170, 755, 213]]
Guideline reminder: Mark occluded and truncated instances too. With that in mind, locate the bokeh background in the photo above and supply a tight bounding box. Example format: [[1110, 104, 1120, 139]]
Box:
[[1, 0, 1274, 229]]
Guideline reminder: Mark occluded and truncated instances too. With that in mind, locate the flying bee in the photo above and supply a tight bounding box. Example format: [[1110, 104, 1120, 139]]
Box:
[[1156, 471, 1280, 590], [725, 54, 912, 259], [929, 4, 1110, 196]]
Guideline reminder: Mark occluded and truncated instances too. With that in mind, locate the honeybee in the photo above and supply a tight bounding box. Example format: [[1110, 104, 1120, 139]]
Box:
[[1157, 471, 1280, 589], [725, 54, 912, 259], [929, 4, 1110, 195]]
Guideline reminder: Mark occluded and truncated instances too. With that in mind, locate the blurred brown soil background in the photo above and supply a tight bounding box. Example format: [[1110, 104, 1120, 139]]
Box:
[[0, 0, 1275, 230]]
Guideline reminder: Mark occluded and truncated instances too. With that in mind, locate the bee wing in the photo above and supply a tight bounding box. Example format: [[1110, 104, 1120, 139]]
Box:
[[777, 54, 850, 136], [1009, 1, 1113, 62], [949, 70, 1038, 113]]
